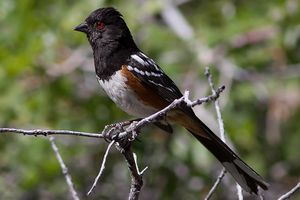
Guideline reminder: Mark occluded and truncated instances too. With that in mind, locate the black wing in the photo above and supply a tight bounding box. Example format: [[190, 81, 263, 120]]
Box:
[[127, 52, 183, 103]]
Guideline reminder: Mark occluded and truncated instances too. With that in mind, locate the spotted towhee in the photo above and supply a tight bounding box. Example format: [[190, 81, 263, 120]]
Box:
[[74, 7, 268, 194]]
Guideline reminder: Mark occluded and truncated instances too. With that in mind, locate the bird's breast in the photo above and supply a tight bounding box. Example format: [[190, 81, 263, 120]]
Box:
[[97, 70, 158, 117]]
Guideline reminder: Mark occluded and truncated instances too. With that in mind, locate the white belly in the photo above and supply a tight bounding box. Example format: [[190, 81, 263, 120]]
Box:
[[97, 71, 158, 117]]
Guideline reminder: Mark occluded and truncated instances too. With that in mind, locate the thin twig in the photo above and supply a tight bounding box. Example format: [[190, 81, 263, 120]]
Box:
[[87, 140, 115, 196], [204, 67, 244, 199], [205, 68, 225, 142], [204, 68, 227, 199], [0, 128, 102, 138], [49, 136, 80, 200], [122, 148, 147, 200], [133, 153, 148, 175], [278, 181, 300, 200], [204, 169, 227, 200]]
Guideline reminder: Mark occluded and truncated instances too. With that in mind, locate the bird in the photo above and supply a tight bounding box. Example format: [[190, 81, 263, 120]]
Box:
[[74, 7, 268, 194]]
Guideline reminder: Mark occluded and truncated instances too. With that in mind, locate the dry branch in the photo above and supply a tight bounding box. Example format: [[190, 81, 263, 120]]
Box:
[[277, 181, 300, 200], [122, 148, 147, 200], [87, 140, 115, 196], [204, 169, 227, 200], [49, 136, 80, 200], [0, 128, 102, 138], [204, 67, 243, 199]]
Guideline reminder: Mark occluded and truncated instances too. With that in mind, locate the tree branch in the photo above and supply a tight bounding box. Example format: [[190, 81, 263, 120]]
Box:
[[277, 181, 300, 200], [0, 128, 102, 138], [122, 148, 147, 200], [204, 67, 243, 199], [204, 169, 227, 200], [49, 136, 80, 200], [87, 140, 115, 196]]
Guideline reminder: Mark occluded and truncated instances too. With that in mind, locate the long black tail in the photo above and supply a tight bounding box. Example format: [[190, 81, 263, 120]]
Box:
[[187, 119, 268, 194]]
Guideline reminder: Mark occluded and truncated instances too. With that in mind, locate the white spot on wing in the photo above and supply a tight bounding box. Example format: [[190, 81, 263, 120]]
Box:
[[139, 52, 148, 58], [148, 80, 174, 92], [131, 54, 145, 65], [127, 65, 133, 71], [151, 72, 162, 77], [128, 64, 162, 77], [133, 67, 145, 75], [138, 52, 162, 72], [148, 59, 156, 65]]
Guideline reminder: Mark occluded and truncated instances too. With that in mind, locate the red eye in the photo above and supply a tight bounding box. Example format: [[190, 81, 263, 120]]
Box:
[[96, 22, 105, 29]]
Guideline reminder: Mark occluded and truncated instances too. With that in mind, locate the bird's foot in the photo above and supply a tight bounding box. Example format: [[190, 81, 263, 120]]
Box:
[[102, 119, 141, 144]]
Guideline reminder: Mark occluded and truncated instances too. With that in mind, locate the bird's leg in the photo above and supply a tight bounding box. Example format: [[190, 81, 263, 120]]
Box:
[[102, 118, 142, 142]]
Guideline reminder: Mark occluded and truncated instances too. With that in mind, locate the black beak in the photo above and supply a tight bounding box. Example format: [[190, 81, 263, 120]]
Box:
[[74, 22, 88, 33]]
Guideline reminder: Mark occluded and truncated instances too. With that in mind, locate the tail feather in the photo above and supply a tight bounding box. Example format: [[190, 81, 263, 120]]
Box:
[[191, 129, 268, 194], [186, 117, 268, 194], [168, 109, 268, 194]]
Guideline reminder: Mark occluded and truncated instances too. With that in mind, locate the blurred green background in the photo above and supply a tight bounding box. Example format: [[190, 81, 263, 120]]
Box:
[[0, 0, 300, 199]]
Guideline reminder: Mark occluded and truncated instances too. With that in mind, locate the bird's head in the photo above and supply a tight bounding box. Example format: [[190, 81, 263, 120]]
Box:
[[74, 7, 134, 48]]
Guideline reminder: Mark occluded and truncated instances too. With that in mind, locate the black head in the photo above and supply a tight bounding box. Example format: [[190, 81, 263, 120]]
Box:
[[74, 7, 136, 50]]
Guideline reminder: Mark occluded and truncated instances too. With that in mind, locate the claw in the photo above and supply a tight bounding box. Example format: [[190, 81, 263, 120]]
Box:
[[101, 119, 142, 148]]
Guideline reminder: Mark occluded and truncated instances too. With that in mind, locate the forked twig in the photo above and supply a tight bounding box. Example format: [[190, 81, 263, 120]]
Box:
[[87, 140, 115, 196], [204, 67, 243, 199], [122, 148, 148, 200]]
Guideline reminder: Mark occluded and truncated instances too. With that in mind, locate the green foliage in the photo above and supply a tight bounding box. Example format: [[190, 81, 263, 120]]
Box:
[[0, 0, 299, 199]]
